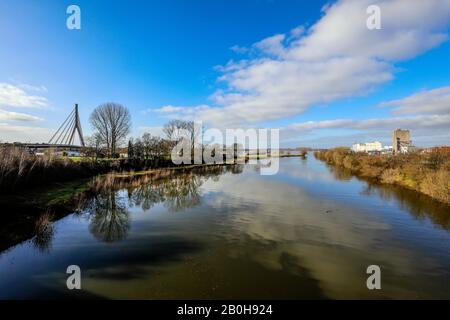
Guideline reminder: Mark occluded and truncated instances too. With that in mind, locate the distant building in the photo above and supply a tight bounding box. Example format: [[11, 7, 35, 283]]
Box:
[[381, 145, 393, 154], [392, 129, 411, 154], [351, 141, 382, 153], [117, 147, 128, 158]]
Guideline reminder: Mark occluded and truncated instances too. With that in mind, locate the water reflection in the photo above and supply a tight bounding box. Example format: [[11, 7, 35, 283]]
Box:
[[32, 212, 55, 253], [1, 159, 449, 299], [79, 164, 243, 242], [120, 165, 241, 213], [325, 163, 450, 230], [84, 192, 130, 243], [361, 183, 450, 229], [326, 164, 354, 181], [0, 165, 242, 252], [131, 173, 202, 212]]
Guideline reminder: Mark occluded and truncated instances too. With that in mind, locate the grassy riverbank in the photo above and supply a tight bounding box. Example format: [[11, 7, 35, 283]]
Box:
[[0, 157, 234, 211], [1, 162, 240, 254], [1, 144, 285, 194], [0, 145, 187, 193], [314, 148, 450, 205]]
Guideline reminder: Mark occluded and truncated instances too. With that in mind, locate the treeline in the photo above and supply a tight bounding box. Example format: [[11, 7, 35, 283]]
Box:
[[85, 117, 197, 160], [314, 148, 450, 205], [128, 133, 172, 160]]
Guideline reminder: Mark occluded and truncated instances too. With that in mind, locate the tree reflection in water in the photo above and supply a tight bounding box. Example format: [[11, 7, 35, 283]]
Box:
[[326, 163, 450, 230], [129, 165, 242, 212], [131, 173, 201, 212], [361, 183, 450, 229], [81, 165, 243, 242], [84, 192, 130, 243]]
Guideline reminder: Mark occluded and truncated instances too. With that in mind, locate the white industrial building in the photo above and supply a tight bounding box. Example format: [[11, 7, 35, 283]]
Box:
[[351, 141, 383, 153]]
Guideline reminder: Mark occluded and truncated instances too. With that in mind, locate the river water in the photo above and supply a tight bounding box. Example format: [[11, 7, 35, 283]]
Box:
[[0, 156, 449, 299]]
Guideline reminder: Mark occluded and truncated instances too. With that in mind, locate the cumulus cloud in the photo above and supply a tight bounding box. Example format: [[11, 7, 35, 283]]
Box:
[[0, 82, 49, 108], [380, 86, 450, 115], [288, 0, 450, 61], [253, 34, 286, 57], [155, 0, 450, 128], [0, 109, 42, 122]]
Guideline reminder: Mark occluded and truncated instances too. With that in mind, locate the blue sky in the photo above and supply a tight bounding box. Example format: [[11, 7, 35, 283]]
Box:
[[1, 0, 450, 147]]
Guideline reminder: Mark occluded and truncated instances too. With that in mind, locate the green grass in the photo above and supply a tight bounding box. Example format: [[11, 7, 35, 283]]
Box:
[[0, 178, 91, 210], [42, 179, 91, 206], [66, 156, 83, 162]]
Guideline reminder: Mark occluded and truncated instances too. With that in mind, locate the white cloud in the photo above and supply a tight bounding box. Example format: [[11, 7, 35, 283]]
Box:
[[0, 82, 49, 108], [0, 123, 53, 143], [380, 86, 450, 115], [149, 104, 210, 119], [284, 84, 450, 147], [155, 0, 450, 128], [287, 114, 450, 132], [230, 45, 249, 54], [289, 0, 450, 62], [289, 25, 305, 39], [0, 109, 42, 122], [253, 34, 286, 57], [17, 83, 48, 93]]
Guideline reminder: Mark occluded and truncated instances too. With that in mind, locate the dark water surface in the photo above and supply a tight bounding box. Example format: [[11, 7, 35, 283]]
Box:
[[1, 157, 449, 299]]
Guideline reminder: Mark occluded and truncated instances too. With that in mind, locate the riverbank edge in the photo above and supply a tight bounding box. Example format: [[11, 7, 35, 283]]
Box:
[[0, 162, 237, 254], [314, 150, 450, 206], [0, 162, 233, 213]]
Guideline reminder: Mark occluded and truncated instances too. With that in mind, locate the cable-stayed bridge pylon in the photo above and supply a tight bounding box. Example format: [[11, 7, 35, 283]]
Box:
[[48, 103, 85, 147]]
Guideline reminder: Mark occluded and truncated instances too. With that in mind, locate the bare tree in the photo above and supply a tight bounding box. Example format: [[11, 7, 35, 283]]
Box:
[[90, 103, 131, 157], [85, 133, 105, 161], [133, 138, 144, 159], [141, 133, 153, 160], [162, 120, 199, 160], [163, 120, 188, 142]]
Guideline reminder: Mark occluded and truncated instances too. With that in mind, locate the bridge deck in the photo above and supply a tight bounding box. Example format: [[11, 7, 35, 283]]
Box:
[[24, 144, 83, 150]]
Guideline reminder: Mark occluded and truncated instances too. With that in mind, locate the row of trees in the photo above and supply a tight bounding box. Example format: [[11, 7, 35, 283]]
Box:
[[86, 103, 199, 160], [86, 102, 243, 162], [128, 119, 200, 160], [128, 133, 172, 160]]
